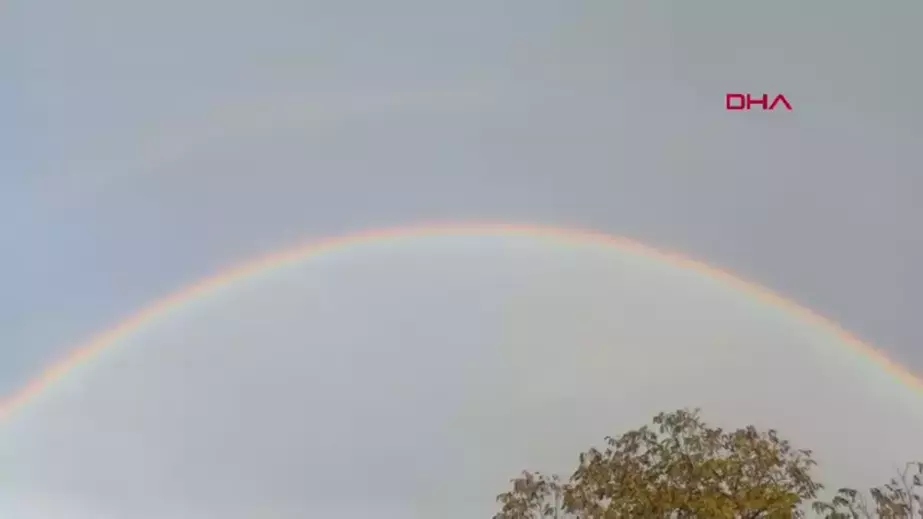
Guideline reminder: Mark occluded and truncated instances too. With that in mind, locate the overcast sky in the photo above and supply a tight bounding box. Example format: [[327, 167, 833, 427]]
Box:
[[2, 0, 922, 517]]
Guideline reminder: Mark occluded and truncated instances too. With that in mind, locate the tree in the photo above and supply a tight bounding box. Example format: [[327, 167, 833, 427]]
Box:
[[493, 408, 923, 518], [494, 408, 825, 518], [812, 462, 923, 518]]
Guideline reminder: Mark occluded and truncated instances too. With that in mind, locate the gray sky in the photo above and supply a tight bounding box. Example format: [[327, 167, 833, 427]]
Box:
[[2, 0, 921, 517]]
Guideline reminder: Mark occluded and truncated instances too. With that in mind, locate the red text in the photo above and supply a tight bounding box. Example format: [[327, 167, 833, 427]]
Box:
[[726, 93, 792, 111]]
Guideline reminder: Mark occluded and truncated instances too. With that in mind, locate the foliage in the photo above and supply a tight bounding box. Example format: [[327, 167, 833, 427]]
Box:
[[494, 408, 824, 518], [493, 408, 922, 518], [494, 471, 568, 519], [812, 462, 923, 518]]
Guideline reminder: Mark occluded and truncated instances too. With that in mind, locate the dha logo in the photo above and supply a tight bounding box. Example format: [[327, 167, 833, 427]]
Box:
[[726, 93, 792, 111]]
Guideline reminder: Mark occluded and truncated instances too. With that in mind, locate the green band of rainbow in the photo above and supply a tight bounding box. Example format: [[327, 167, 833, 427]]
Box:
[[2, 222, 920, 424]]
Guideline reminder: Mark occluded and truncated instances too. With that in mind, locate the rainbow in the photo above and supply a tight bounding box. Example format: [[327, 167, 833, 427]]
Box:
[[1, 222, 921, 424]]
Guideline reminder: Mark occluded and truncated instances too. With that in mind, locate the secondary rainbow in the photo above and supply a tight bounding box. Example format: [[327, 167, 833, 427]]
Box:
[[1, 222, 921, 424]]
